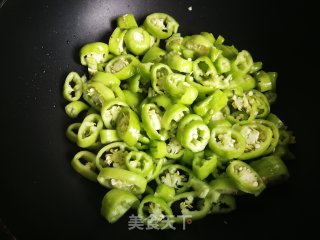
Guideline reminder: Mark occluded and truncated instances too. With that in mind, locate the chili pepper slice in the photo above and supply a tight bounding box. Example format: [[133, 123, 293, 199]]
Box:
[[117, 13, 138, 29], [71, 151, 98, 182], [95, 142, 136, 170], [124, 27, 151, 56], [155, 184, 176, 202], [77, 113, 103, 148], [209, 126, 246, 159], [250, 155, 289, 185], [65, 100, 89, 119], [178, 120, 210, 153], [226, 160, 265, 195], [101, 188, 139, 223], [138, 195, 174, 228], [108, 27, 127, 55], [80, 42, 109, 74], [97, 167, 147, 195], [116, 107, 141, 146], [125, 151, 154, 177], [143, 13, 179, 39], [63, 72, 83, 102], [156, 164, 192, 193], [183, 34, 212, 56], [210, 195, 236, 214], [101, 99, 128, 129], [169, 191, 211, 223], [192, 151, 218, 180], [82, 81, 115, 111], [150, 63, 172, 94], [105, 54, 139, 80], [236, 122, 273, 160]]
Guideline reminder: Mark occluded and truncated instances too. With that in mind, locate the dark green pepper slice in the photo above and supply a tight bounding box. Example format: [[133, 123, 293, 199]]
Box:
[[250, 155, 289, 185], [226, 160, 265, 196], [169, 191, 211, 223]]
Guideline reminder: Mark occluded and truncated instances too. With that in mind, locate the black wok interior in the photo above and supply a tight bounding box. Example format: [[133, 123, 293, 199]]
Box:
[[0, 0, 316, 239]]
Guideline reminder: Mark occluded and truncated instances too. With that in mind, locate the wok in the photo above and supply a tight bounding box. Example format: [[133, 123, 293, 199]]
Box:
[[0, 0, 316, 239]]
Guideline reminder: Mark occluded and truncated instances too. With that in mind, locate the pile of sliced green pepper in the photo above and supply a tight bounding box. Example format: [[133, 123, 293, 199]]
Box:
[[63, 12, 295, 228]]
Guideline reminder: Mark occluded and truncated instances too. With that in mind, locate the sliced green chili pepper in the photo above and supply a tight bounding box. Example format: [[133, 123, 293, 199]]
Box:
[[108, 27, 127, 55], [138, 195, 174, 229], [122, 90, 142, 112], [100, 129, 121, 144], [156, 164, 192, 193], [141, 46, 166, 63], [155, 184, 176, 202], [193, 89, 228, 118], [209, 46, 222, 62], [82, 81, 115, 110], [124, 27, 151, 56], [183, 34, 212, 56], [101, 98, 128, 129], [165, 137, 184, 159], [178, 120, 210, 153], [250, 61, 263, 74], [250, 155, 289, 185], [125, 151, 154, 177], [210, 195, 236, 214], [149, 94, 172, 110], [192, 151, 218, 180], [255, 71, 273, 92], [145, 158, 165, 182], [97, 167, 147, 195], [71, 151, 98, 182], [214, 55, 231, 74], [169, 191, 211, 223], [80, 42, 109, 74], [230, 50, 253, 78], [209, 126, 246, 159], [209, 178, 239, 195], [254, 119, 279, 155], [150, 63, 172, 94], [149, 140, 167, 158], [161, 103, 190, 130], [143, 13, 179, 39], [77, 113, 103, 148], [236, 122, 273, 160], [101, 188, 139, 223], [165, 33, 184, 52], [117, 13, 138, 29], [141, 103, 168, 141], [105, 54, 139, 80], [65, 100, 89, 119], [229, 74, 256, 91], [63, 72, 83, 102], [66, 122, 81, 143], [116, 107, 141, 146], [193, 56, 217, 83], [226, 160, 265, 195], [96, 142, 136, 170], [164, 51, 193, 73]]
